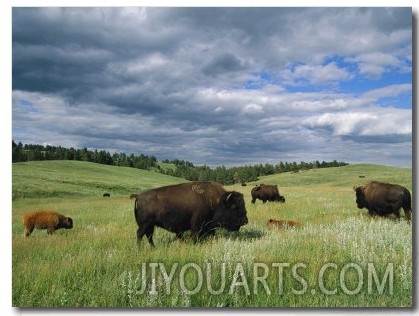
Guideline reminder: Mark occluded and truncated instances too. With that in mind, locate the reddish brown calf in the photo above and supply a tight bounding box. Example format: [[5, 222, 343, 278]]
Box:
[[267, 218, 301, 229], [22, 210, 73, 236]]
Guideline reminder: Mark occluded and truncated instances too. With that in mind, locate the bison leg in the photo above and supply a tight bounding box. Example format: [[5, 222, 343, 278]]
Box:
[[401, 188, 412, 222], [47, 227, 55, 235], [136, 227, 144, 248], [23, 226, 34, 237], [403, 207, 412, 222], [190, 227, 201, 243], [191, 228, 213, 243], [136, 224, 155, 248], [190, 218, 213, 243], [145, 226, 155, 247], [251, 198, 256, 204]]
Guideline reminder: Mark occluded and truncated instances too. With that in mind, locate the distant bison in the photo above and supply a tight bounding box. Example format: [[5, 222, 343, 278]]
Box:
[[353, 181, 412, 221], [267, 219, 301, 229], [251, 184, 285, 204], [22, 210, 73, 236], [103, 193, 110, 197], [129, 193, 139, 199], [134, 181, 248, 247]]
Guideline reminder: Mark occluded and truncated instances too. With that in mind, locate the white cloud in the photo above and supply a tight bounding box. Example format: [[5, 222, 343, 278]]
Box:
[[284, 62, 353, 85], [349, 53, 402, 78], [242, 103, 263, 114], [361, 83, 411, 100], [304, 108, 412, 137]]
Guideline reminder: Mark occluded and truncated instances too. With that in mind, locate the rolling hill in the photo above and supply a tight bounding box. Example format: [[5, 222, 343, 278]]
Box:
[[12, 160, 412, 307]]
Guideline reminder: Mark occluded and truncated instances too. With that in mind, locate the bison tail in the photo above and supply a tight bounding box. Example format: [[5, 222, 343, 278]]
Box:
[[134, 197, 147, 225], [134, 198, 141, 222]]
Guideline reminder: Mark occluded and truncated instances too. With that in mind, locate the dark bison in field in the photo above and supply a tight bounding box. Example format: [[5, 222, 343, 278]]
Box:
[[251, 184, 285, 204], [267, 219, 301, 229], [353, 181, 412, 221], [103, 192, 110, 197], [134, 181, 248, 247], [22, 210, 73, 236]]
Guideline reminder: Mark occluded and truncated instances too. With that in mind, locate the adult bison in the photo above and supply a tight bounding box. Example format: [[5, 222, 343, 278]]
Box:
[[353, 181, 412, 221], [22, 210, 73, 236], [251, 184, 285, 204], [134, 181, 248, 247]]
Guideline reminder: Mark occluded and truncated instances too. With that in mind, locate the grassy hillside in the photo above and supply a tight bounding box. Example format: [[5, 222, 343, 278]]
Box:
[[12, 161, 412, 307], [12, 160, 184, 200], [247, 163, 412, 189]]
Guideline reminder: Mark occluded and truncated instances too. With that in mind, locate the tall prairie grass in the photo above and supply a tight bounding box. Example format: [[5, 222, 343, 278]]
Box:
[[12, 161, 412, 307]]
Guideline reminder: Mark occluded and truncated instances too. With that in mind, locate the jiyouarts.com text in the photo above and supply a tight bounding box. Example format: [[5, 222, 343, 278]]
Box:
[[120, 262, 393, 296]]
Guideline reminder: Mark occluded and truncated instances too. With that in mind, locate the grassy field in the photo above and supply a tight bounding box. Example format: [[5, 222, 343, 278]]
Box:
[[12, 161, 412, 307]]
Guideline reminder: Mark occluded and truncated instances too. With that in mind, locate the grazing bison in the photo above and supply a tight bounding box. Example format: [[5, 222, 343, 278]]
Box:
[[251, 184, 285, 204], [129, 193, 139, 199], [103, 192, 110, 197], [22, 210, 73, 236], [353, 181, 412, 221], [134, 181, 248, 247], [267, 219, 301, 229]]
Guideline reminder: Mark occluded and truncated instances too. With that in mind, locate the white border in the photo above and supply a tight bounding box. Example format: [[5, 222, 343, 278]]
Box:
[[3, 2, 417, 316]]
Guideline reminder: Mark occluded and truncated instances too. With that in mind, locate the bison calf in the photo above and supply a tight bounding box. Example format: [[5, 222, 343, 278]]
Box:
[[22, 210, 73, 236], [267, 219, 301, 229], [134, 181, 248, 248]]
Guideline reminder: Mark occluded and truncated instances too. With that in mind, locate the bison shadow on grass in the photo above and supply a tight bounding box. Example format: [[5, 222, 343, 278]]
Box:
[[161, 227, 265, 244], [212, 226, 266, 241]]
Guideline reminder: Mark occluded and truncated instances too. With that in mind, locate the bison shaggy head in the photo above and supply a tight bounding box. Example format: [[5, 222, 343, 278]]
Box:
[[63, 217, 73, 229], [213, 191, 248, 231], [353, 186, 366, 209]]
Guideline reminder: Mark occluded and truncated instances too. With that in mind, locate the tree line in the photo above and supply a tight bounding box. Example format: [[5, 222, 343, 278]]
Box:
[[12, 141, 158, 171], [12, 141, 349, 184]]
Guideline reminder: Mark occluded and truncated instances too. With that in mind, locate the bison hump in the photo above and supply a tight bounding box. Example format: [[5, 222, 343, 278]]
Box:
[[191, 183, 206, 195]]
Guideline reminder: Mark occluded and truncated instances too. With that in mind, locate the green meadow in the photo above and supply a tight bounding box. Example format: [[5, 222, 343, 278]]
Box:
[[12, 161, 412, 307]]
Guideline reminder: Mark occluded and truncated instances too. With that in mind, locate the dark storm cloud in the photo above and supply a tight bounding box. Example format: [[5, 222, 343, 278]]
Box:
[[12, 7, 412, 167], [202, 52, 247, 76]]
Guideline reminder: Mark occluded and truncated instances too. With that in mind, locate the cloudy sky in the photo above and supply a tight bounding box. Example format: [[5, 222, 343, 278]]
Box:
[[11, 7, 413, 167]]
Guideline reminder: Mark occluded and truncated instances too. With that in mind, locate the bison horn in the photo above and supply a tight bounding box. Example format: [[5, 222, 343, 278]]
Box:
[[226, 193, 233, 201]]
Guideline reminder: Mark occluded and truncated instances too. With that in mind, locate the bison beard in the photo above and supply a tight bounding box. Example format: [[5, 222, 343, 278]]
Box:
[[354, 181, 412, 221], [134, 182, 248, 248], [22, 210, 73, 236]]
